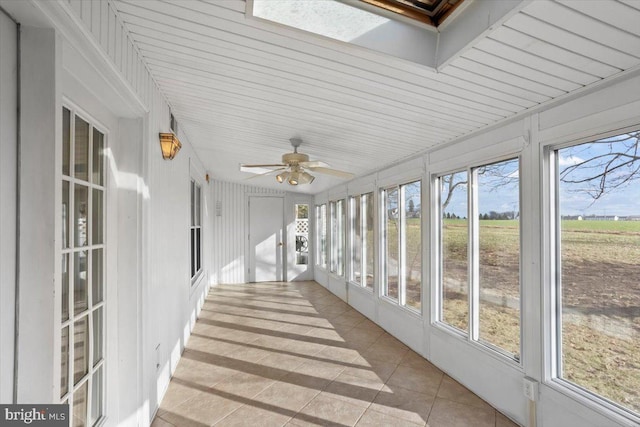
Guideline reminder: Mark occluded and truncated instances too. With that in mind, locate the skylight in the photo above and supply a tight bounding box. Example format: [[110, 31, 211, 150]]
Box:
[[252, 0, 390, 43], [360, 0, 465, 27]]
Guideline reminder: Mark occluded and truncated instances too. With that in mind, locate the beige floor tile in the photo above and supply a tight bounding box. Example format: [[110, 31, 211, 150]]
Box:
[[155, 411, 209, 427], [369, 384, 435, 425], [157, 381, 202, 413], [171, 358, 238, 389], [161, 392, 243, 427], [156, 283, 514, 427], [290, 393, 367, 426], [355, 408, 426, 427], [331, 310, 366, 326], [253, 381, 322, 413], [386, 364, 443, 396], [399, 350, 435, 369], [426, 398, 495, 427], [342, 356, 398, 382], [281, 338, 329, 357], [277, 323, 317, 335], [151, 415, 177, 427], [213, 371, 277, 399], [436, 375, 493, 411], [214, 405, 292, 427], [305, 327, 347, 341], [316, 345, 361, 364], [280, 371, 333, 392], [322, 372, 385, 407], [360, 340, 409, 365], [496, 411, 521, 427], [256, 353, 308, 373]]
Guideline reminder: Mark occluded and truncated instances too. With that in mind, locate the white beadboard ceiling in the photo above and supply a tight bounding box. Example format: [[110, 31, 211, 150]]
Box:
[[112, 0, 640, 194]]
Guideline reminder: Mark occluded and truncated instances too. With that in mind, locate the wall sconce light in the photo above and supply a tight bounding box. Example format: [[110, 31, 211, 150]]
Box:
[[159, 133, 182, 160]]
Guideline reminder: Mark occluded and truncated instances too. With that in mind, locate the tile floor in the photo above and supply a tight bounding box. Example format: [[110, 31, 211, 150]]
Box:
[[152, 281, 520, 427]]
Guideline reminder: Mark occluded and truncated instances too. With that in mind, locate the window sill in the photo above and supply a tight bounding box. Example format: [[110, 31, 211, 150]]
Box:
[[347, 281, 374, 294], [545, 378, 640, 427], [190, 269, 205, 293], [379, 296, 423, 320], [431, 321, 523, 370]]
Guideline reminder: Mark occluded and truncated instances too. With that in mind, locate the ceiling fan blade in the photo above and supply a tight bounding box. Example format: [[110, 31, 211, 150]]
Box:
[[244, 167, 286, 180], [300, 160, 330, 168], [307, 166, 354, 179], [241, 163, 287, 168]]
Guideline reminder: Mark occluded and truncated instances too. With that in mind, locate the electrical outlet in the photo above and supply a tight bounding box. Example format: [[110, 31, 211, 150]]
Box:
[[523, 377, 538, 401]]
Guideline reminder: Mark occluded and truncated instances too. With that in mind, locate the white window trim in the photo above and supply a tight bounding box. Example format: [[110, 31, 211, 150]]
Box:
[[379, 178, 424, 316], [432, 153, 524, 365], [541, 125, 640, 425], [58, 102, 108, 426], [189, 169, 205, 288]]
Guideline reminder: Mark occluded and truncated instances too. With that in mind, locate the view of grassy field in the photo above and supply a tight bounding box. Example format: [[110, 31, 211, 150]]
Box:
[[441, 218, 640, 413]]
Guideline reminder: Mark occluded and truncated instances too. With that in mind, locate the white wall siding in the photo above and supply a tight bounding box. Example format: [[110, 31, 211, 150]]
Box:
[[15, 26, 59, 402], [0, 10, 17, 404], [211, 180, 284, 284], [60, 0, 152, 108]]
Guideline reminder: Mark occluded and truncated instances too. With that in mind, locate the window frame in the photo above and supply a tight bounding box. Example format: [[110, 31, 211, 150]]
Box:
[[433, 155, 523, 364], [348, 192, 375, 291], [379, 178, 423, 315], [543, 129, 640, 424], [329, 199, 346, 277], [59, 104, 107, 426], [315, 204, 328, 269], [190, 177, 203, 285]]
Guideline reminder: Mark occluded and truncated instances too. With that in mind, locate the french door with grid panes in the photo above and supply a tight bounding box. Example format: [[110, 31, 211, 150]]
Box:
[[61, 107, 105, 426]]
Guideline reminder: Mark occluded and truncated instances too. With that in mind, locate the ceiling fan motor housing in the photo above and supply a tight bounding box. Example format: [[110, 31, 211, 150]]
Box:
[[282, 152, 309, 165]]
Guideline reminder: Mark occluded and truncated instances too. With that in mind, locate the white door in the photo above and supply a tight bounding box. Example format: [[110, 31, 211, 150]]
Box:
[[249, 196, 284, 282]]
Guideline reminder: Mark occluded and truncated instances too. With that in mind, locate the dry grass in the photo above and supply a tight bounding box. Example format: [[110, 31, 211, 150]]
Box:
[[440, 219, 640, 414]]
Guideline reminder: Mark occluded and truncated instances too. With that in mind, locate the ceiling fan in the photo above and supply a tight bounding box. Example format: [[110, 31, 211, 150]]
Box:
[[240, 138, 354, 185]]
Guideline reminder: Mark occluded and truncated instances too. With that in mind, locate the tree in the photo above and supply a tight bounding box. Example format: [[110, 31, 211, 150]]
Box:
[[441, 173, 467, 211], [559, 132, 640, 202], [408, 199, 415, 214]]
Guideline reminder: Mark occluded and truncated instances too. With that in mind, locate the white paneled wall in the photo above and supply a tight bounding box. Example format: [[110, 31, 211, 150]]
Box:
[[63, 0, 152, 106], [0, 10, 17, 404], [212, 180, 284, 284]]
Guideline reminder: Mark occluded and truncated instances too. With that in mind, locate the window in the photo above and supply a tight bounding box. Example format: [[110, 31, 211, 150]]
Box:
[[316, 204, 327, 268], [438, 158, 521, 360], [330, 200, 345, 276], [190, 179, 202, 282], [553, 132, 640, 416], [60, 107, 105, 425], [295, 204, 309, 265], [349, 193, 374, 290], [381, 181, 422, 311]]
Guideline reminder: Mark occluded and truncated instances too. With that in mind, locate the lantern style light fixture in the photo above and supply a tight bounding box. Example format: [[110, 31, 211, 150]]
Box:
[[159, 133, 182, 160]]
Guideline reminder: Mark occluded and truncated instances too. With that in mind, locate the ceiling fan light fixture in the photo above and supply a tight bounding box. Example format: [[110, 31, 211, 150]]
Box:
[[299, 171, 315, 184], [288, 171, 300, 185], [276, 171, 290, 183]]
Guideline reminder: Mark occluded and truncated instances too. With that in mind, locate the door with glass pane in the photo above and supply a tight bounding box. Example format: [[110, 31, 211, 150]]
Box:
[[60, 107, 105, 426]]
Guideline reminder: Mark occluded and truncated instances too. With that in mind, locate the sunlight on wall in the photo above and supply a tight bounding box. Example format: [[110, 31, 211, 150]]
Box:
[[105, 148, 150, 199]]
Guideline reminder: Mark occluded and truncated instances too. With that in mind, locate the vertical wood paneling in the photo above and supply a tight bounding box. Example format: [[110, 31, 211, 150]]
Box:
[[212, 180, 284, 284], [107, 7, 115, 61], [65, 0, 152, 106], [80, 0, 91, 27], [70, 0, 82, 19], [91, 0, 100, 38], [100, 0, 109, 50]]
